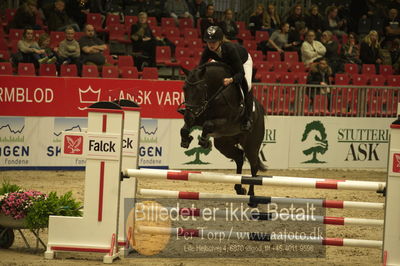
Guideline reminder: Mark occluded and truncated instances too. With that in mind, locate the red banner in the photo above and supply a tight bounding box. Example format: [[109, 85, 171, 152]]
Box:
[[0, 76, 185, 118]]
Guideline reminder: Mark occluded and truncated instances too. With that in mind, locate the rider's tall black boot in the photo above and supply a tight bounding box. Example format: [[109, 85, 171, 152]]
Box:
[[241, 91, 253, 132]]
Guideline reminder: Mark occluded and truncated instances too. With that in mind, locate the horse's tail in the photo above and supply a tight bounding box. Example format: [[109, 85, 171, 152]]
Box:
[[258, 157, 267, 172]]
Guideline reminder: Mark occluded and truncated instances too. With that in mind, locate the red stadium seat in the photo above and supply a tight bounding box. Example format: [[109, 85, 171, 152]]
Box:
[[185, 38, 203, 48], [179, 18, 194, 28], [273, 62, 289, 72], [238, 30, 253, 41], [250, 50, 264, 63], [387, 75, 400, 87], [267, 51, 281, 62], [102, 65, 119, 78], [362, 64, 376, 75], [108, 24, 129, 43], [105, 14, 120, 27], [82, 65, 99, 77], [105, 55, 117, 65], [18, 63, 36, 76], [50, 31, 66, 48], [352, 74, 369, 85], [180, 57, 197, 76], [236, 21, 246, 32], [118, 55, 134, 67], [290, 62, 305, 72], [380, 65, 393, 76], [163, 27, 181, 39], [169, 37, 185, 48], [0, 50, 10, 61], [124, 16, 138, 28], [243, 40, 257, 51], [335, 73, 350, 85], [151, 26, 163, 39], [120, 66, 139, 79], [147, 17, 158, 27], [0, 62, 13, 75], [183, 28, 199, 39], [175, 47, 191, 60], [255, 31, 269, 42], [141, 67, 158, 79], [284, 51, 298, 62], [86, 13, 103, 31], [344, 63, 359, 76], [60, 64, 78, 77], [8, 29, 23, 40], [161, 17, 176, 28], [39, 64, 57, 76]]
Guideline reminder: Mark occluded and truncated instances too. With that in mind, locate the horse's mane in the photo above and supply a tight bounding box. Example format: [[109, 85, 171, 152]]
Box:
[[197, 61, 233, 74]]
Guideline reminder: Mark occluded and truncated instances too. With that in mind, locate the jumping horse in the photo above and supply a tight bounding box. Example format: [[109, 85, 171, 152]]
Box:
[[179, 62, 266, 199]]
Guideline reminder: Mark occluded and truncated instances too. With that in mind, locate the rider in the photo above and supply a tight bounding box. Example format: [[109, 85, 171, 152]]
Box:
[[199, 25, 253, 132]]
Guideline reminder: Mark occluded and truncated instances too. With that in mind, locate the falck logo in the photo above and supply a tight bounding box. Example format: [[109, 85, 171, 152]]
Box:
[[64, 135, 83, 154], [78, 86, 101, 110], [392, 153, 400, 173]]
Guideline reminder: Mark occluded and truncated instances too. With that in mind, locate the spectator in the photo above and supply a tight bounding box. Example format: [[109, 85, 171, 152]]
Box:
[[9, 0, 41, 29], [219, 8, 238, 41], [248, 4, 267, 35], [130, 11, 157, 69], [38, 33, 57, 64], [341, 32, 362, 66], [305, 5, 324, 37], [200, 4, 218, 38], [390, 38, 400, 73], [188, 0, 207, 26], [288, 21, 308, 57], [286, 4, 306, 30], [78, 24, 107, 67], [165, 0, 193, 25], [323, 6, 347, 38], [307, 57, 333, 111], [384, 8, 400, 48], [134, 0, 165, 21], [301, 30, 326, 66], [360, 30, 383, 67], [57, 26, 81, 66], [390, 0, 400, 11], [264, 4, 281, 35], [16, 27, 47, 68], [47, 0, 80, 32], [320, 30, 341, 73], [66, 0, 90, 29], [263, 22, 297, 55]]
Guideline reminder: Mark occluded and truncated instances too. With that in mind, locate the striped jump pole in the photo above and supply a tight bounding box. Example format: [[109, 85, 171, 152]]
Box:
[[136, 226, 383, 249], [138, 189, 385, 210], [123, 169, 386, 193], [137, 205, 384, 226]]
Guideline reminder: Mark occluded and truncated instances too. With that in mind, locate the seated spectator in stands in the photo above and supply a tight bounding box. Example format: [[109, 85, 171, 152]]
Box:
[[262, 23, 297, 55], [200, 4, 218, 38], [47, 0, 80, 32], [264, 4, 281, 35], [165, 0, 193, 25], [219, 8, 238, 41], [286, 4, 306, 30], [78, 24, 107, 67], [288, 21, 308, 57], [38, 33, 57, 64], [249, 4, 267, 36], [57, 26, 81, 66], [91, 0, 123, 15], [307, 57, 333, 111], [360, 30, 383, 67], [301, 30, 326, 66], [66, 0, 90, 29], [323, 6, 347, 39], [188, 0, 207, 26], [341, 32, 362, 66], [384, 8, 400, 48], [390, 38, 400, 73], [9, 0, 41, 29], [305, 5, 324, 38], [16, 27, 47, 68], [320, 30, 341, 73], [131, 11, 157, 68], [134, 0, 164, 21]]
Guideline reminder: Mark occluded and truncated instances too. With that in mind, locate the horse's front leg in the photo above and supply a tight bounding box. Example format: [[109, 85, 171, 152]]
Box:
[[198, 120, 214, 149], [180, 124, 193, 148]]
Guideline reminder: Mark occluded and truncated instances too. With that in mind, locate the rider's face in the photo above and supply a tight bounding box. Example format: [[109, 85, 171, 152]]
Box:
[[207, 41, 220, 51]]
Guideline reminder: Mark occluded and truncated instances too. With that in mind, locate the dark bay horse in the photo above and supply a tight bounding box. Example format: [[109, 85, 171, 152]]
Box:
[[180, 62, 266, 198]]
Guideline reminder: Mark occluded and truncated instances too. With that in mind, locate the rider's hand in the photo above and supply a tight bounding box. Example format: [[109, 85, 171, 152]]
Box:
[[223, 78, 233, 86]]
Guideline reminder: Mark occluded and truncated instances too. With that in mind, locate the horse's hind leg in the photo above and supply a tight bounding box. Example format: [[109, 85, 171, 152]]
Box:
[[214, 137, 246, 195]]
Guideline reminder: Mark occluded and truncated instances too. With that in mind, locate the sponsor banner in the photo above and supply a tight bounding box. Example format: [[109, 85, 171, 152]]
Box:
[[138, 119, 170, 167], [289, 117, 392, 168], [0, 76, 184, 118]]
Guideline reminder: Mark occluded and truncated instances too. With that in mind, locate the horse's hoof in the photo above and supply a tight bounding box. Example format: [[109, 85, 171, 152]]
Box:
[[234, 185, 247, 195]]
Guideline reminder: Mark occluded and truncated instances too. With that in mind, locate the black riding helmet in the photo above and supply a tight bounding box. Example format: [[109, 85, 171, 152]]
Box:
[[203, 26, 223, 42]]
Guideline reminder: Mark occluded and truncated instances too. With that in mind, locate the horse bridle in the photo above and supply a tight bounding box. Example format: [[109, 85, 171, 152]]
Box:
[[178, 78, 227, 118]]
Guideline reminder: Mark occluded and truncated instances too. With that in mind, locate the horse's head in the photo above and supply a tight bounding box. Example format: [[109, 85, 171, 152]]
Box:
[[181, 66, 209, 119]]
